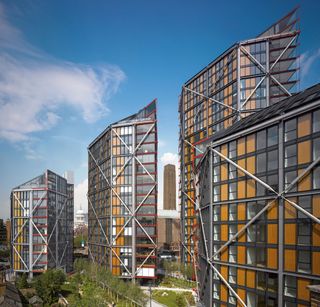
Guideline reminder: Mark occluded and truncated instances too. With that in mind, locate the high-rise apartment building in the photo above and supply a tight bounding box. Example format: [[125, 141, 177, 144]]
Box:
[[179, 8, 300, 265], [88, 100, 158, 282], [196, 84, 320, 306], [164, 164, 176, 210], [11, 170, 74, 278]]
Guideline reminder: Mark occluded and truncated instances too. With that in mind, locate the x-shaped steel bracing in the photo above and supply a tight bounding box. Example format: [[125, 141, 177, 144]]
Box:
[[88, 122, 157, 278]]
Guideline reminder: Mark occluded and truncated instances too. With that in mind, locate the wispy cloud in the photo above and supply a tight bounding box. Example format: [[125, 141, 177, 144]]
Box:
[[0, 3, 126, 143], [300, 48, 320, 80]]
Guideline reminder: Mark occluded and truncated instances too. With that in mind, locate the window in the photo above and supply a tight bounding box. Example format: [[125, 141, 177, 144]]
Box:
[[213, 166, 220, 183], [247, 202, 256, 219], [314, 166, 320, 189], [228, 289, 237, 305], [257, 272, 266, 290], [256, 223, 266, 243], [268, 150, 278, 171], [257, 176, 266, 196], [256, 247, 266, 266], [268, 273, 278, 292], [229, 183, 237, 200], [297, 222, 311, 245], [285, 144, 297, 167], [247, 225, 256, 242], [285, 118, 297, 142], [229, 164, 237, 179], [313, 109, 320, 132], [229, 266, 237, 284], [298, 250, 311, 273], [213, 282, 220, 299], [257, 130, 266, 150], [298, 196, 311, 218], [285, 170, 297, 192], [213, 206, 220, 221], [267, 174, 278, 192], [284, 276, 297, 297], [257, 153, 267, 173], [313, 137, 320, 160], [229, 225, 237, 240], [229, 245, 237, 263], [229, 204, 237, 221], [247, 292, 256, 307], [229, 141, 237, 158], [247, 247, 256, 265], [267, 126, 278, 147], [213, 186, 220, 202], [213, 225, 220, 241]]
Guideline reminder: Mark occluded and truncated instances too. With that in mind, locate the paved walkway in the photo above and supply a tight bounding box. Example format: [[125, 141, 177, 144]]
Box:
[[141, 286, 193, 293]]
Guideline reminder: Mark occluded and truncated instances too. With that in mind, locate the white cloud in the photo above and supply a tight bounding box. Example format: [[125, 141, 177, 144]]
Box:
[[160, 152, 179, 166], [300, 48, 320, 80], [74, 178, 88, 214], [0, 3, 125, 142]]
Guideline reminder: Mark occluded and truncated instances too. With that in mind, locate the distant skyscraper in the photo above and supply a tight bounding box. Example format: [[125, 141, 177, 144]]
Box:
[[163, 164, 176, 210], [11, 170, 74, 278], [88, 100, 158, 281]]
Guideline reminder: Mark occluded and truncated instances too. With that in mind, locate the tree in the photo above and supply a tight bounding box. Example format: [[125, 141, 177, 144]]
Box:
[[16, 273, 28, 289], [35, 269, 66, 305]]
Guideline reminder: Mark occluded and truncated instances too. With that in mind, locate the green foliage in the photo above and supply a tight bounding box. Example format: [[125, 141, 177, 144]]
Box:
[[74, 234, 88, 248], [175, 293, 186, 307], [16, 273, 28, 289], [34, 269, 66, 305], [72, 259, 147, 306], [160, 276, 196, 289], [0, 249, 10, 259], [152, 290, 188, 307]]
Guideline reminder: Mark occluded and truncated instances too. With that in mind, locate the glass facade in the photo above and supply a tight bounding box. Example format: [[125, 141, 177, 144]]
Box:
[[179, 8, 300, 267], [11, 170, 74, 277], [196, 85, 320, 306], [88, 100, 158, 281]]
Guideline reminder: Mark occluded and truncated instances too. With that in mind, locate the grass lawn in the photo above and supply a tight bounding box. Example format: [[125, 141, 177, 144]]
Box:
[[152, 290, 195, 307], [159, 276, 196, 289]]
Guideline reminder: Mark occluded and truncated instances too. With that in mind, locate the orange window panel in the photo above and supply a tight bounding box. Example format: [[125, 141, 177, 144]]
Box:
[[238, 138, 246, 156], [238, 159, 246, 177], [268, 248, 278, 269], [238, 246, 246, 264], [313, 224, 320, 246], [298, 140, 311, 164], [238, 181, 246, 199], [221, 144, 228, 157], [285, 224, 297, 245], [221, 265, 228, 279], [237, 268, 246, 286], [238, 225, 246, 242], [247, 134, 255, 153], [221, 284, 228, 302], [285, 198, 297, 219], [313, 252, 320, 275], [238, 203, 246, 220], [221, 248, 228, 262], [247, 156, 255, 174], [267, 200, 278, 219], [298, 170, 311, 191], [221, 163, 228, 181], [298, 113, 311, 138], [221, 205, 228, 221], [268, 224, 278, 244], [284, 249, 296, 272], [221, 184, 228, 201], [247, 179, 256, 198], [246, 270, 255, 288], [313, 195, 320, 218], [221, 225, 228, 241], [297, 278, 310, 301]]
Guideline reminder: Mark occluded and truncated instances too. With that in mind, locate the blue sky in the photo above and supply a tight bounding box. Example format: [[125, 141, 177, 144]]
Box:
[[0, 0, 320, 219]]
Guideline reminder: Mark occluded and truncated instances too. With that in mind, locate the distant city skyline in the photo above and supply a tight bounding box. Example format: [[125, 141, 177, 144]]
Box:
[[1, 1, 320, 219]]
